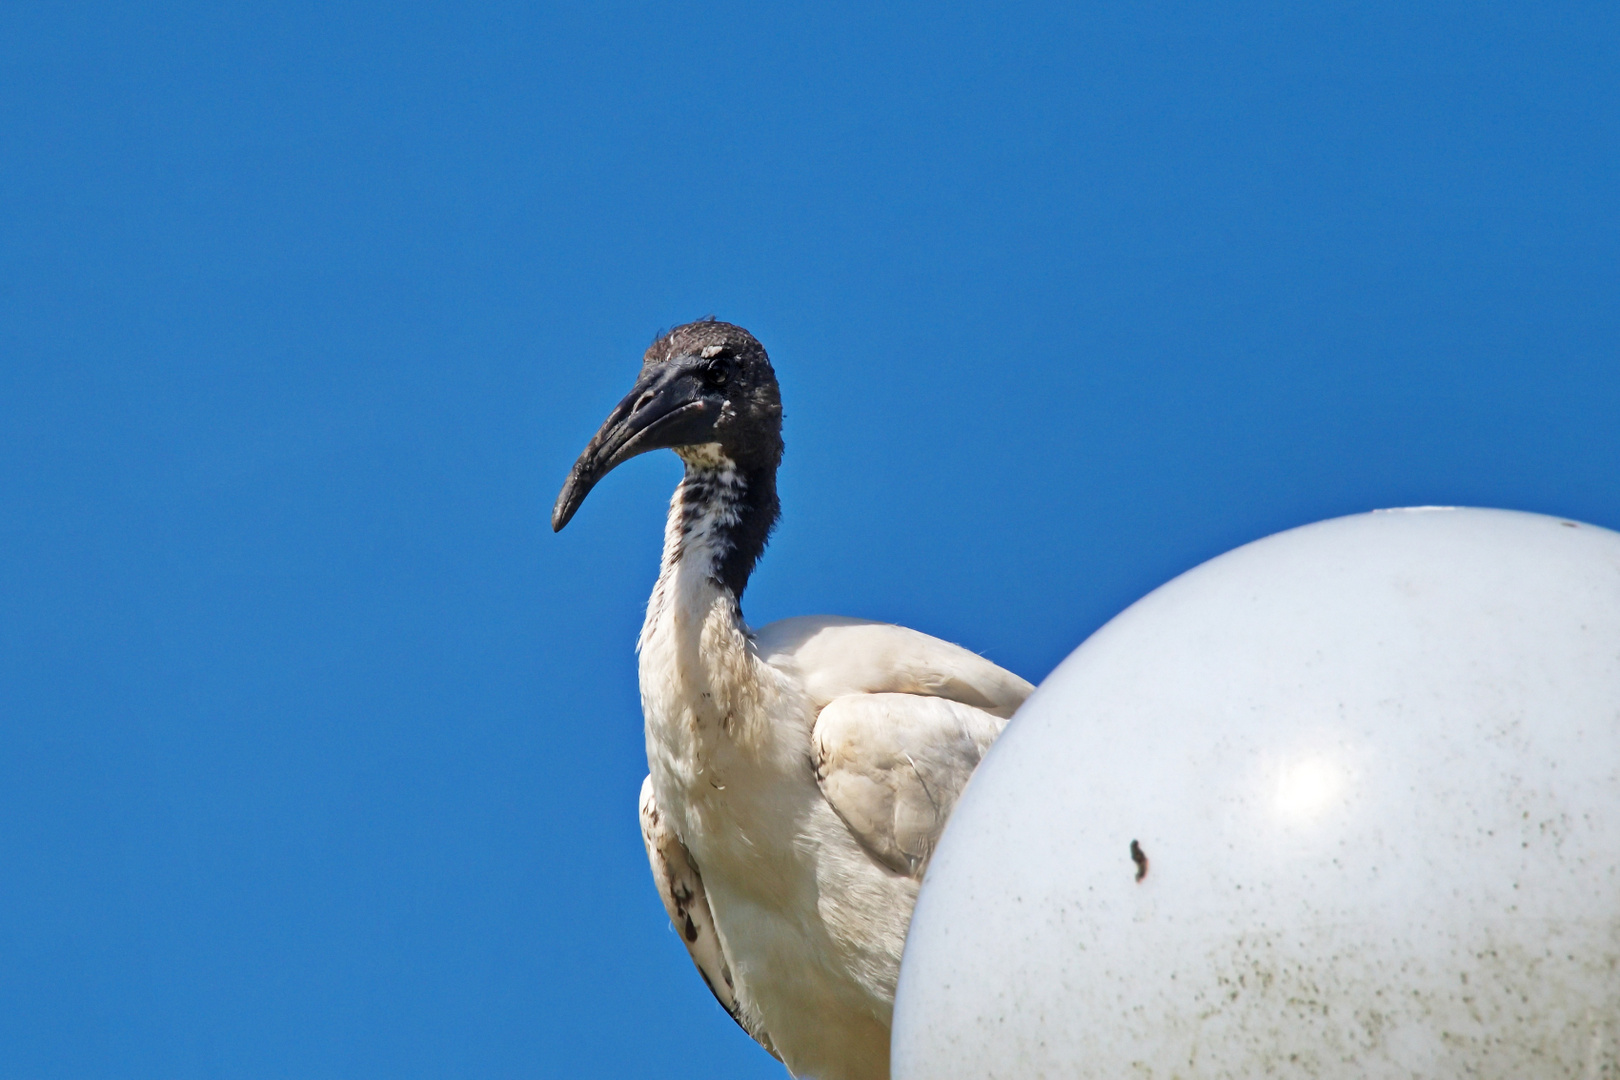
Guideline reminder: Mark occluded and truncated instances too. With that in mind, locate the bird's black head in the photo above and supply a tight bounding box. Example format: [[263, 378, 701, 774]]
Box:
[[552, 320, 784, 533]]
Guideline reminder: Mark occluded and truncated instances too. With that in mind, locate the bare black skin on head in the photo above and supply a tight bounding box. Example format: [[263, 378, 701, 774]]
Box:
[[552, 319, 784, 598]]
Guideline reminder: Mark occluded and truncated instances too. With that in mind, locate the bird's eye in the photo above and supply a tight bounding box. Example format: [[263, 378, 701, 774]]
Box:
[[702, 360, 731, 389]]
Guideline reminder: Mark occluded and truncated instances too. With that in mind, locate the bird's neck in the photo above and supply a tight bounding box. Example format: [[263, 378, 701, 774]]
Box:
[[655, 444, 779, 605], [637, 445, 780, 750]]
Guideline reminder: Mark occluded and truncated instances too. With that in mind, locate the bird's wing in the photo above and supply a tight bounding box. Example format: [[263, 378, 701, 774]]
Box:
[[752, 615, 1034, 718], [812, 692, 1006, 878], [638, 778, 779, 1060], [755, 617, 1032, 877]]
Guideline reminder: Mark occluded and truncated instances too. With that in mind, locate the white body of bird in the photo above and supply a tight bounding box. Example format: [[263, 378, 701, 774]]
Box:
[[553, 321, 1029, 1079], [637, 455, 1026, 1079]]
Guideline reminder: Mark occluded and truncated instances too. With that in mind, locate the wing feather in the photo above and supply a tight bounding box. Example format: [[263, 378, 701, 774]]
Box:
[[758, 617, 1032, 880], [754, 616, 1033, 719], [812, 693, 1007, 878], [638, 778, 779, 1059]]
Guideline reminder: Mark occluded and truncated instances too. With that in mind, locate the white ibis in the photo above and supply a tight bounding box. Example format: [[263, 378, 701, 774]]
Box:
[[554, 320, 1031, 1080]]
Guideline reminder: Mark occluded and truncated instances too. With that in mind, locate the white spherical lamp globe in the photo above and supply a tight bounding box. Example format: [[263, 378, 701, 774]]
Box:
[[894, 508, 1620, 1078]]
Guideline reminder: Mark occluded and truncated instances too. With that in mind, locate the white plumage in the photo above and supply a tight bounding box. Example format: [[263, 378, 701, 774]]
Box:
[[640, 578, 1028, 1076], [554, 321, 1031, 1079]]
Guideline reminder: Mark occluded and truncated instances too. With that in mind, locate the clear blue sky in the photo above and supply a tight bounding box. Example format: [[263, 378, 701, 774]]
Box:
[[3, 2, 1616, 1077]]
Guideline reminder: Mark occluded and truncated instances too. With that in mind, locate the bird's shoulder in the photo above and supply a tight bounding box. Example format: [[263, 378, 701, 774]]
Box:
[[751, 614, 1033, 718]]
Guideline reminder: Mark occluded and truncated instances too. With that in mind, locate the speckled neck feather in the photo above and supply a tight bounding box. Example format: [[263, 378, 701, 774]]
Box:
[[663, 444, 780, 602]]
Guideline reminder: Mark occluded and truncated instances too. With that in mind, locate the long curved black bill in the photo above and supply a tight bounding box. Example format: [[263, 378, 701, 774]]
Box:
[[552, 364, 716, 532]]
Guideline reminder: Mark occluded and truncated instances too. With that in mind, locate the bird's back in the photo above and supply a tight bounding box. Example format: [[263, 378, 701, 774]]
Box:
[[753, 615, 1032, 718]]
